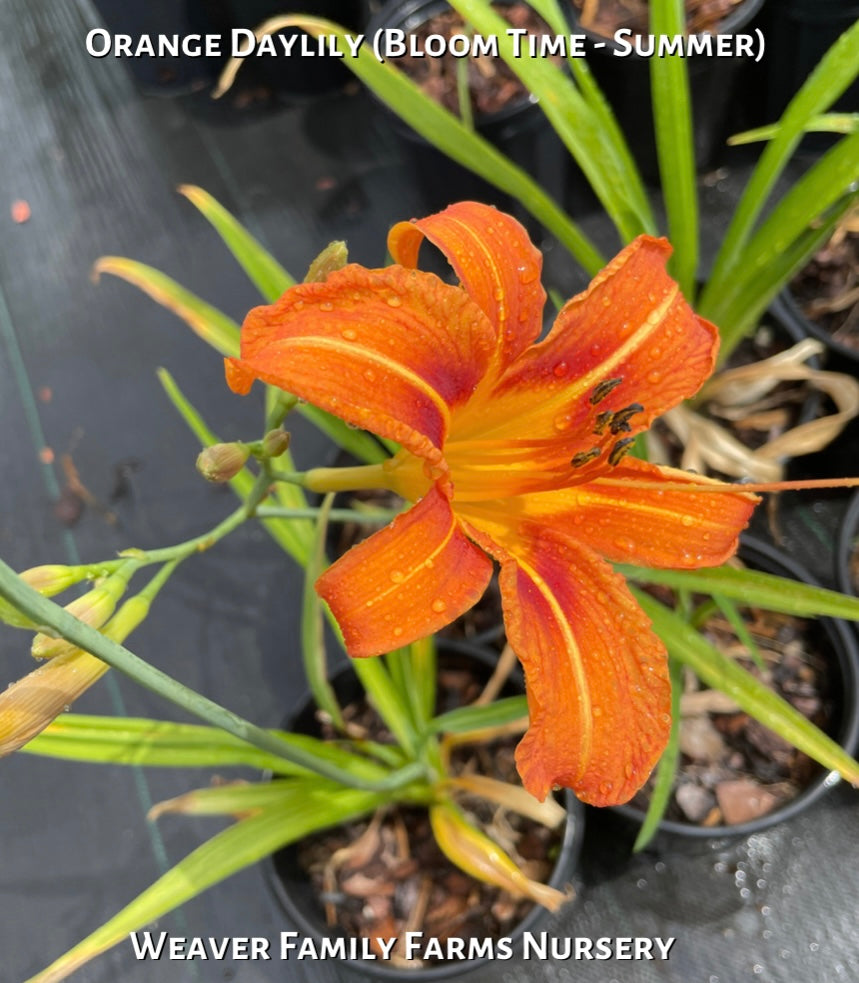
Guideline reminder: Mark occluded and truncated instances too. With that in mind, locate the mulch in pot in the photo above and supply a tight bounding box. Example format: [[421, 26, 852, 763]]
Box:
[[272, 658, 569, 970], [628, 587, 838, 828], [789, 222, 859, 355], [396, 3, 559, 120], [572, 0, 750, 36]]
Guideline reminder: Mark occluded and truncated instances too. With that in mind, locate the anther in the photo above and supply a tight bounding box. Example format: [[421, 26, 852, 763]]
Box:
[[593, 410, 613, 435], [589, 377, 623, 405], [608, 437, 635, 466], [609, 402, 644, 435], [571, 447, 601, 468]]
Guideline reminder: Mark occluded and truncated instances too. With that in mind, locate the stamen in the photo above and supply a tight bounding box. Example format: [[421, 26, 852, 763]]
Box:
[[609, 403, 644, 435], [593, 410, 613, 435], [571, 447, 601, 468], [608, 437, 636, 466], [593, 476, 859, 495], [589, 377, 624, 405]]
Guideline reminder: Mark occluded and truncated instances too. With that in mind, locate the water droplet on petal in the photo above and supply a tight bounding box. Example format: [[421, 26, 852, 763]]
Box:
[[386, 295, 402, 308], [341, 328, 357, 341], [393, 626, 404, 638], [518, 264, 539, 284], [681, 515, 694, 527], [390, 570, 404, 583], [647, 370, 662, 384], [320, 301, 334, 311], [552, 361, 568, 378], [363, 369, 376, 382], [431, 599, 446, 613], [553, 414, 572, 432]]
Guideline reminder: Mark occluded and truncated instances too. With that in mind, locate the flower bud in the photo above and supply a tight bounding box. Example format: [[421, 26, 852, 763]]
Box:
[[20, 565, 83, 597], [305, 241, 348, 283], [261, 427, 290, 459], [31, 576, 126, 660], [1, 596, 148, 756], [196, 443, 250, 482], [0, 565, 89, 630], [429, 800, 570, 912]]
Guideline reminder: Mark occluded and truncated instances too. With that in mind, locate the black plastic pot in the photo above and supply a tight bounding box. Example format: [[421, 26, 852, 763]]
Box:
[[836, 490, 859, 597], [760, 0, 859, 129], [616, 535, 859, 839], [265, 648, 586, 980], [366, 0, 567, 221], [90, 0, 368, 98], [221, 0, 368, 97], [568, 0, 767, 179], [770, 287, 859, 371]]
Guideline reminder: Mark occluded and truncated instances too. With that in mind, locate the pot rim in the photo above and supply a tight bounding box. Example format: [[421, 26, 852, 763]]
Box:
[[615, 533, 859, 839], [835, 489, 859, 597], [263, 649, 586, 979], [568, 0, 767, 50], [771, 288, 859, 365], [366, 0, 553, 133]]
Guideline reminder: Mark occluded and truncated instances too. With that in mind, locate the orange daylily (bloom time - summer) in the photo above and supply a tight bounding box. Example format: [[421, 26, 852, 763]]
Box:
[[225, 202, 758, 808]]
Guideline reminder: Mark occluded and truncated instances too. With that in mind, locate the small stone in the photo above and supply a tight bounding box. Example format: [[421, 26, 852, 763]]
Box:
[[675, 783, 717, 823], [679, 715, 728, 763], [716, 779, 780, 825]]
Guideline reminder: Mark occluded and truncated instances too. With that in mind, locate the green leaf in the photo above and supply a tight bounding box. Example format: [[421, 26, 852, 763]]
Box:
[[632, 656, 683, 851], [649, 0, 697, 297], [296, 405, 389, 464], [635, 589, 859, 786], [728, 113, 859, 146], [428, 694, 528, 734], [449, 0, 654, 242], [384, 635, 437, 731], [178, 185, 295, 302], [350, 656, 421, 758], [706, 18, 859, 296], [301, 494, 344, 728], [619, 562, 859, 622], [149, 776, 329, 817], [713, 593, 767, 672], [156, 368, 314, 566], [261, 15, 605, 274], [93, 258, 240, 357], [711, 135, 859, 354], [528, 0, 652, 231], [26, 783, 385, 983], [22, 714, 393, 781], [0, 560, 424, 792]]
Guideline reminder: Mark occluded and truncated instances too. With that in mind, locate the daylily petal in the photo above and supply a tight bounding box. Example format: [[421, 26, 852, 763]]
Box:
[[316, 486, 493, 658], [455, 236, 716, 456], [0, 650, 109, 756], [388, 201, 545, 374], [460, 509, 670, 806], [516, 458, 758, 568], [226, 264, 496, 459]]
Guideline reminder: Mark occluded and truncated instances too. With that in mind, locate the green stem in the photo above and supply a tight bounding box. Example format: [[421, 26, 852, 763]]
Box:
[[126, 473, 272, 567], [0, 557, 426, 793]]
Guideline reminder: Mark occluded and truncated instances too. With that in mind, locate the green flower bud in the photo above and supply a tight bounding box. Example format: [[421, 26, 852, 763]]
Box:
[[261, 428, 291, 459], [196, 443, 250, 483], [103, 594, 150, 643], [30, 574, 127, 660], [305, 241, 348, 283], [19, 565, 82, 597]]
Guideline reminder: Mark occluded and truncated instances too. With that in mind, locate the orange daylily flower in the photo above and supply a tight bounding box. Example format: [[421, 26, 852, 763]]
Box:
[[225, 202, 757, 807]]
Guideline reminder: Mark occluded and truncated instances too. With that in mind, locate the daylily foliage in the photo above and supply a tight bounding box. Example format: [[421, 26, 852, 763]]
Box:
[[226, 202, 758, 806]]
